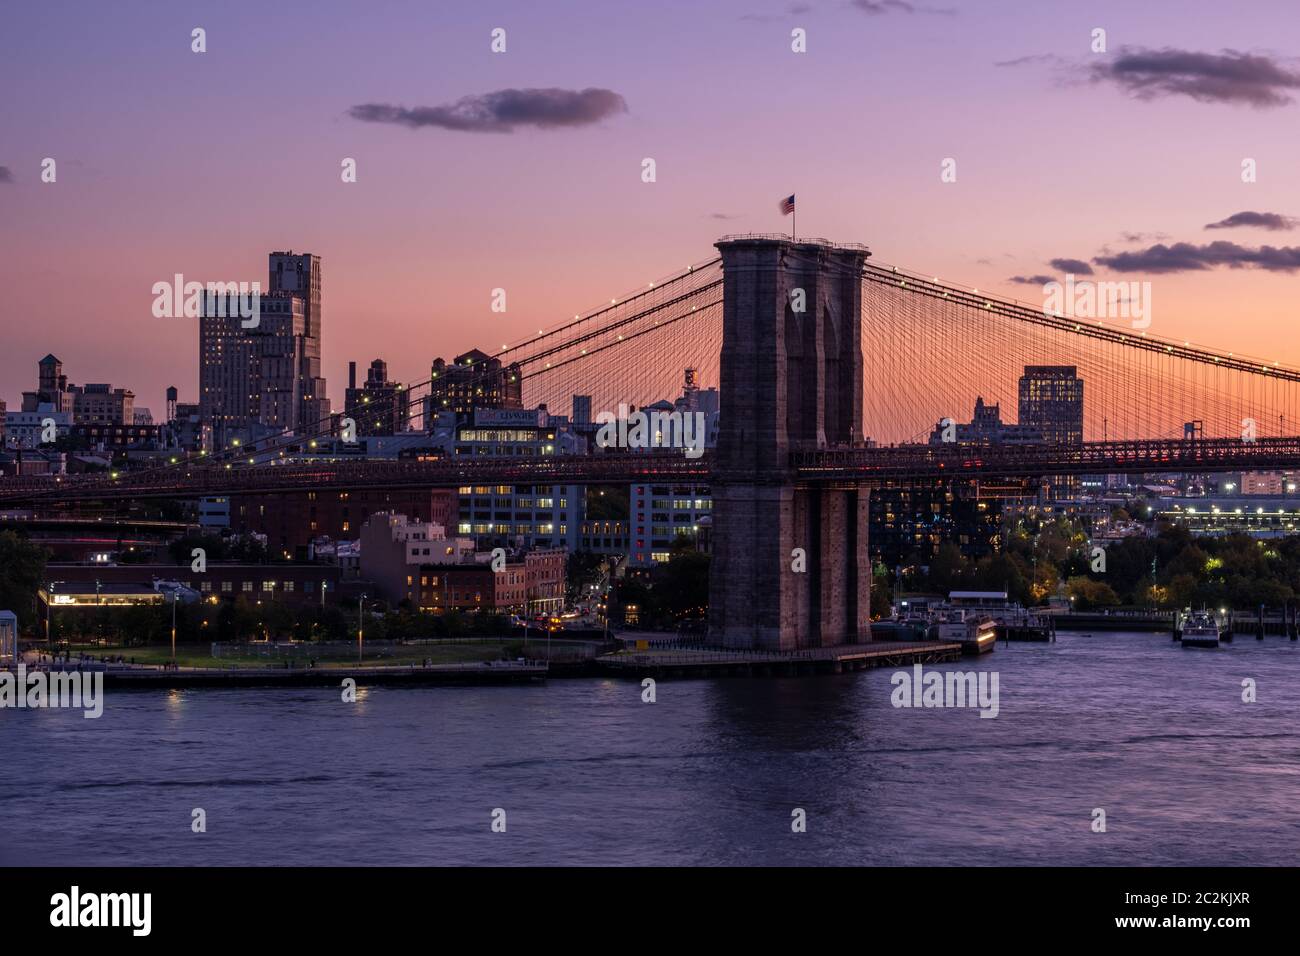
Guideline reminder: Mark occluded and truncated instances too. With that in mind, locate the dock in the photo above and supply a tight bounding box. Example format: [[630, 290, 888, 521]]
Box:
[[68, 660, 548, 689], [595, 640, 962, 679], [1049, 610, 1175, 632]]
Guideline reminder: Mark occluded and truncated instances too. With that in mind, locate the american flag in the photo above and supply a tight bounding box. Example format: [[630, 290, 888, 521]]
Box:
[[778, 194, 795, 216]]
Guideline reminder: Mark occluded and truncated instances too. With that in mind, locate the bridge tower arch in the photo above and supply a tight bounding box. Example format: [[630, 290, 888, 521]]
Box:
[[710, 237, 873, 651]]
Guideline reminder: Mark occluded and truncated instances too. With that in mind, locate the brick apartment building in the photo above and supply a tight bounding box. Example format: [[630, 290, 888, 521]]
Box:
[[359, 510, 566, 615], [229, 487, 457, 555], [400, 556, 562, 615]]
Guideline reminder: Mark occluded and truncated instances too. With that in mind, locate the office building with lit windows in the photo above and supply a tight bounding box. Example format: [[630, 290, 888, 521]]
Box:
[[629, 483, 712, 566], [1018, 366, 1083, 445], [344, 358, 411, 436], [441, 406, 585, 550], [199, 251, 330, 448], [425, 348, 522, 417], [1019, 365, 1084, 497]]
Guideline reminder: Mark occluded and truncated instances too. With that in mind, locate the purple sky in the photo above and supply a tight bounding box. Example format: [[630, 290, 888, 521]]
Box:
[[3, 0, 1300, 414]]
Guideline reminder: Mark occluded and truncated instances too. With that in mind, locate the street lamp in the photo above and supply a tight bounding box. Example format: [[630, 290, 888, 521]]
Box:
[[358, 593, 366, 663]]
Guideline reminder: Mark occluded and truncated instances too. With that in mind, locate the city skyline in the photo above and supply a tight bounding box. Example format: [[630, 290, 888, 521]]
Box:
[[6, 0, 1300, 412], [7, 1, 1300, 895]]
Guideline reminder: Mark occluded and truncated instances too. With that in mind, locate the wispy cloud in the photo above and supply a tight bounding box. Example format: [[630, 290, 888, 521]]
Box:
[[741, 2, 812, 21], [1008, 274, 1055, 286], [1093, 241, 1300, 273], [1090, 47, 1300, 108], [0, 166, 13, 184], [994, 53, 1066, 69], [850, 0, 954, 16], [349, 88, 627, 133], [1205, 210, 1298, 231], [1120, 231, 1171, 244]]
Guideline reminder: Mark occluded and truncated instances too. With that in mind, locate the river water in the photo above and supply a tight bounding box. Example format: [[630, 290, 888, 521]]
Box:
[[3, 631, 1298, 866]]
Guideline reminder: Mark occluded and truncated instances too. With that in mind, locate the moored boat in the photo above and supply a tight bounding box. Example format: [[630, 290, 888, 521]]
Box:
[[1179, 609, 1223, 648], [929, 611, 997, 655]]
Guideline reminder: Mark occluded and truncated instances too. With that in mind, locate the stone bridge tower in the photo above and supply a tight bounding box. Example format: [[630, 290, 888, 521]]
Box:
[[709, 237, 873, 650]]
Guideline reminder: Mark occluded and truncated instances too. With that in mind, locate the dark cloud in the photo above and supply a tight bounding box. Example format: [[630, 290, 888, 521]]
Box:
[[1093, 240, 1300, 273], [1121, 231, 1171, 244], [1008, 274, 1056, 286], [1205, 210, 1297, 231], [1048, 257, 1094, 275], [0, 166, 13, 183], [1090, 47, 1300, 107], [709, 213, 741, 220], [349, 88, 627, 133]]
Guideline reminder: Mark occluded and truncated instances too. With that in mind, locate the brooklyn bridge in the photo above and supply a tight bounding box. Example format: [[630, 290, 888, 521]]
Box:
[[6, 236, 1300, 650]]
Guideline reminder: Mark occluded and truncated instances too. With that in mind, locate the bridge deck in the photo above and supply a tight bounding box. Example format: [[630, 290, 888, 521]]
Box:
[[7, 436, 1300, 504]]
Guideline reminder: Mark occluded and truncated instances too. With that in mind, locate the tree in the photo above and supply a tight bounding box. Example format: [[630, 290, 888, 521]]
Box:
[[926, 543, 967, 595], [652, 549, 710, 622], [1065, 575, 1120, 610], [0, 531, 49, 631], [565, 550, 605, 605]]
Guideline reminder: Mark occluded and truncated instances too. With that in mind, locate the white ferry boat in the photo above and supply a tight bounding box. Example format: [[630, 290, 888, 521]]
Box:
[[893, 592, 1051, 641], [1180, 610, 1224, 648], [928, 609, 997, 655]]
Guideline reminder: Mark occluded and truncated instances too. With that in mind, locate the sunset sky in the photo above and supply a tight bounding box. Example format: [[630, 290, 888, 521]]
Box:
[[3, 0, 1300, 415]]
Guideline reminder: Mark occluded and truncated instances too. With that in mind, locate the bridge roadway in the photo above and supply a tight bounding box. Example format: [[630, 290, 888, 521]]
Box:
[[4, 436, 1300, 504]]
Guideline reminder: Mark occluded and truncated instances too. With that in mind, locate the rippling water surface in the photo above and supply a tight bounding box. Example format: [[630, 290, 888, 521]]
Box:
[[3, 631, 1298, 866]]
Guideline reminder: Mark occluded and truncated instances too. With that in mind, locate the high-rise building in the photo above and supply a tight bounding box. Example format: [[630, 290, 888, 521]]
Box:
[[1019, 365, 1084, 499], [1018, 366, 1083, 445], [268, 251, 329, 431], [344, 359, 410, 436], [199, 252, 330, 446], [426, 349, 522, 418]]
